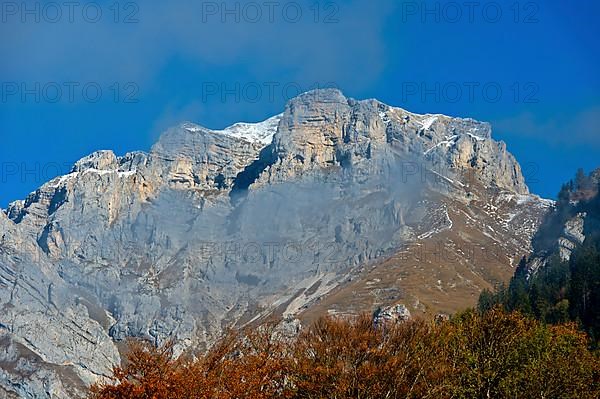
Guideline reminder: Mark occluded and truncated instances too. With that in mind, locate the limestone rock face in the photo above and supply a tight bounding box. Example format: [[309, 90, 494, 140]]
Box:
[[72, 150, 119, 172], [373, 304, 411, 327], [558, 212, 587, 261], [274, 89, 355, 165], [0, 89, 546, 397], [0, 213, 120, 397], [257, 89, 527, 194], [149, 123, 266, 191], [524, 168, 599, 277]]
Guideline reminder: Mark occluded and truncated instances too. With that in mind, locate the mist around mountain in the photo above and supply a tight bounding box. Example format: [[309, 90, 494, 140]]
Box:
[[89, 166, 600, 398]]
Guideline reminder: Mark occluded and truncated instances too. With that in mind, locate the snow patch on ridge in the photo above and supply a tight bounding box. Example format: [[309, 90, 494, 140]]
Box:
[[215, 113, 282, 145], [516, 194, 555, 208], [466, 131, 486, 141], [418, 204, 453, 240], [423, 135, 459, 155], [181, 113, 281, 146], [49, 172, 80, 188], [184, 125, 202, 133], [81, 168, 137, 178], [48, 169, 137, 188], [379, 111, 391, 125], [420, 116, 438, 131]]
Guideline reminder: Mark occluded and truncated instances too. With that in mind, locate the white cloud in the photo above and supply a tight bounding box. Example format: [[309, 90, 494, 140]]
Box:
[[493, 105, 600, 148], [1, 1, 395, 91]]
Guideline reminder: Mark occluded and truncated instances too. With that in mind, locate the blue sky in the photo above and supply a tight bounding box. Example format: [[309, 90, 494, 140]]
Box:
[[1, 0, 599, 206]]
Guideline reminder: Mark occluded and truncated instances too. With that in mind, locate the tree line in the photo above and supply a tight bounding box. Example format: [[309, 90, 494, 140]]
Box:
[[479, 168, 600, 345]]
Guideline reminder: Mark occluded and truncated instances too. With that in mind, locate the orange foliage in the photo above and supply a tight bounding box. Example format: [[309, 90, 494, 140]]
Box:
[[90, 308, 600, 399]]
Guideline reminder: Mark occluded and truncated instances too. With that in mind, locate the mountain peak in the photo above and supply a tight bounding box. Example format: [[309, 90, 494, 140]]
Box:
[[0, 89, 552, 397], [71, 150, 118, 172], [293, 87, 348, 103]]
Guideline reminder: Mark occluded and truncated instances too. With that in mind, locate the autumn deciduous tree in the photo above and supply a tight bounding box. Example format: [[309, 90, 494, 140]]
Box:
[[196, 324, 293, 399], [447, 308, 599, 398], [289, 315, 450, 398], [90, 309, 600, 399], [89, 340, 190, 399], [90, 325, 293, 399]]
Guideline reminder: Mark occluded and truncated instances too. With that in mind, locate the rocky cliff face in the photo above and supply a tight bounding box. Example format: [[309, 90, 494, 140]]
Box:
[[525, 168, 600, 277], [0, 89, 549, 397], [250, 90, 528, 194]]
